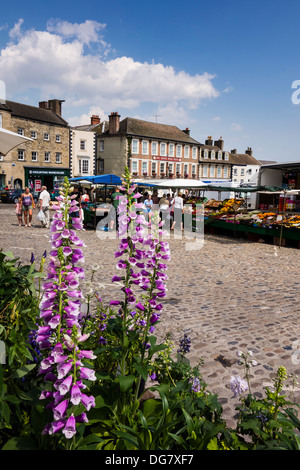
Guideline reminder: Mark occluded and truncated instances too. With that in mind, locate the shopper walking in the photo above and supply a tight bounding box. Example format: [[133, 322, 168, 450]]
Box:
[[39, 186, 51, 228], [171, 192, 184, 231], [20, 187, 35, 227], [15, 197, 23, 226]]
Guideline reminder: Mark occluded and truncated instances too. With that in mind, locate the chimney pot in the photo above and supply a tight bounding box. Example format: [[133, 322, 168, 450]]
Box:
[[91, 115, 100, 125]]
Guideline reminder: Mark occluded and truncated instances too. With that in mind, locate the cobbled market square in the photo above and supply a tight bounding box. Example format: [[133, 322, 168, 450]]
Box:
[[1, 201, 299, 429]]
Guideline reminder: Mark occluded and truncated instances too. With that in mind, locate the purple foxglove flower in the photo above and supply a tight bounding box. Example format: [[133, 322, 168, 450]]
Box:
[[110, 300, 121, 306], [116, 260, 127, 269], [70, 384, 82, 405], [58, 375, 73, 395], [112, 275, 123, 282], [62, 414, 77, 439], [63, 246, 73, 256], [57, 361, 73, 379], [81, 393, 95, 411], [135, 302, 145, 311], [49, 419, 66, 435], [75, 413, 89, 423], [61, 229, 71, 238], [230, 376, 249, 397], [150, 313, 160, 324], [78, 350, 97, 360], [80, 367, 96, 381], [53, 398, 69, 420]]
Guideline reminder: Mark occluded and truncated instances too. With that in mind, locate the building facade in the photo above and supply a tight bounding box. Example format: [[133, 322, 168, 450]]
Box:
[[69, 115, 100, 178], [198, 136, 232, 183], [0, 99, 69, 190], [97, 112, 202, 179], [230, 147, 261, 186]]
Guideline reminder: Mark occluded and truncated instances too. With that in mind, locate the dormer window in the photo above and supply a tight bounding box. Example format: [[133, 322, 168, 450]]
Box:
[[203, 149, 208, 159], [225, 152, 229, 161], [218, 151, 222, 160], [211, 151, 215, 160]]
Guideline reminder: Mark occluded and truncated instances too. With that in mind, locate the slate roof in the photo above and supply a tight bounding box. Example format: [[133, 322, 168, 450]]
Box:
[[102, 116, 201, 145], [0, 100, 68, 126], [229, 152, 262, 166]]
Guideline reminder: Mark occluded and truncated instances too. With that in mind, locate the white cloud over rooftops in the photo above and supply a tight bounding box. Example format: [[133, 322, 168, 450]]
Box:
[[0, 19, 220, 126]]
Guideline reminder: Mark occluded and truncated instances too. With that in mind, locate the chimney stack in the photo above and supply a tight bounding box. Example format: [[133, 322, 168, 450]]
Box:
[[39, 101, 48, 110], [91, 115, 101, 125], [231, 149, 237, 154], [245, 147, 253, 156], [108, 112, 121, 134], [205, 136, 213, 146], [182, 127, 190, 136], [46, 99, 65, 116], [214, 136, 224, 150]]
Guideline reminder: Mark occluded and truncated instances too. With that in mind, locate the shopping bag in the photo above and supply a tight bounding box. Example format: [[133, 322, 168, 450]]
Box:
[[37, 210, 45, 222]]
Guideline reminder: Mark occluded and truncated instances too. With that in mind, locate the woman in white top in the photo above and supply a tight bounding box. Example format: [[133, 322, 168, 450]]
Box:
[[171, 192, 184, 231]]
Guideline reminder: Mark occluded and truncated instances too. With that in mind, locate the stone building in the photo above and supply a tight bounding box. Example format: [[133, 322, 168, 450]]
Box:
[[230, 147, 262, 186], [97, 112, 202, 179], [0, 99, 69, 190]]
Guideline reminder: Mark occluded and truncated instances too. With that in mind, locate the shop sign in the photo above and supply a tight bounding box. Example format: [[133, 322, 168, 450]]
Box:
[[35, 179, 42, 192], [152, 156, 182, 162]]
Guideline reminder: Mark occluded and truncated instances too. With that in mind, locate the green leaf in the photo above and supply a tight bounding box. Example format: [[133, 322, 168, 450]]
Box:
[[2, 437, 38, 450], [134, 364, 148, 381], [118, 374, 136, 392], [3, 395, 20, 404], [12, 363, 36, 379]]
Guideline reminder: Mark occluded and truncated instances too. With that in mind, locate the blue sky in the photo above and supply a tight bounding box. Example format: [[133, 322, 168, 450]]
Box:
[[1, 0, 300, 162]]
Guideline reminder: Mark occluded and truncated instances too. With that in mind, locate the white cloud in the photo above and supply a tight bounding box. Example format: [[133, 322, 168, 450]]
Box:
[[8, 18, 24, 40], [0, 19, 220, 125], [231, 122, 242, 131], [212, 116, 221, 121]]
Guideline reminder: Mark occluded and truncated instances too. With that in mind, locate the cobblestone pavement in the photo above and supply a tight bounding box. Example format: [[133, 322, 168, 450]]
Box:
[[1, 203, 300, 427]]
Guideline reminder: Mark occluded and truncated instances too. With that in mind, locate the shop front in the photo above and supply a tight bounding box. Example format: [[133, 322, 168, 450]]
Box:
[[24, 167, 70, 192]]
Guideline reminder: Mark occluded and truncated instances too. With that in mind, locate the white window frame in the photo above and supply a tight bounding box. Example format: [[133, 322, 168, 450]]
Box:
[[211, 151, 215, 160], [184, 145, 190, 159], [176, 163, 181, 174], [168, 163, 174, 174], [225, 152, 229, 161], [160, 162, 165, 174], [151, 161, 157, 174], [31, 151, 37, 162], [80, 140, 86, 151], [79, 158, 89, 175], [151, 141, 158, 156], [218, 151, 222, 160], [224, 167, 228, 178], [142, 140, 149, 155], [17, 128, 24, 136], [203, 149, 208, 159], [132, 139, 139, 154], [241, 168, 245, 176], [18, 149, 25, 161], [31, 131, 37, 139], [142, 161, 148, 174], [160, 142, 167, 156], [192, 164, 196, 175], [202, 165, 208, 177], [131, 159, 138, 173], [169, 143, 174, 157], [233, 168, 238, 176], [44, 132, 50, 141], [192, 147, 197, 159], [56, 152, 62, 164], [176, 144, 182, 158], [99, 140, 104, 152], [210, 165, 215, 177], [44, 152, 50, 162], [217, 166, 222, 177], [184, 164, 189, 176]]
